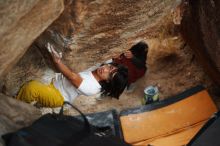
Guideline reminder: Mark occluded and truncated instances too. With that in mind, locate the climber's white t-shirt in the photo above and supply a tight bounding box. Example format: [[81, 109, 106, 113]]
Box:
[[53, 70, 101, 103]]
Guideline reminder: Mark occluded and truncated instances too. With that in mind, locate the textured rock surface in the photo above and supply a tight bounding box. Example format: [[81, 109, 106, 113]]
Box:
[[181, 0, 220, 86], [35, 0, 181, 71], [0, 0, 64, 79], [0, 93, 41, 145]]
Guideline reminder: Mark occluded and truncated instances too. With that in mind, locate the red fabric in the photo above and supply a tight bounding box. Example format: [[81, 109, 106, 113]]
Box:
[[113, 56, 146, 84]]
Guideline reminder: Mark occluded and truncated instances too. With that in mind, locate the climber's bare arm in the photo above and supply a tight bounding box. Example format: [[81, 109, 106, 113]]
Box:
[[47, 43, 82, 88]]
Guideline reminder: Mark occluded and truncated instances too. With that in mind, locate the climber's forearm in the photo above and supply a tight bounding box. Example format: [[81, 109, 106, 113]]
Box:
[[47, 42, 82, 87], [54, 60, 82, 88]]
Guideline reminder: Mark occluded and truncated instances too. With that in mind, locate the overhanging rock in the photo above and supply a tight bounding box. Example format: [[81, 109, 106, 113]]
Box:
[[0, 0, 64, 79]]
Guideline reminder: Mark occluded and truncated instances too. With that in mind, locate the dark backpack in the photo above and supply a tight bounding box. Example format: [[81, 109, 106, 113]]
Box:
[[2, 102, 130, 146]]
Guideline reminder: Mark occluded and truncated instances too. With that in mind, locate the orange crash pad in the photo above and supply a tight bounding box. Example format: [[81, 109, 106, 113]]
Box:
[[120, 86, 217, 146]]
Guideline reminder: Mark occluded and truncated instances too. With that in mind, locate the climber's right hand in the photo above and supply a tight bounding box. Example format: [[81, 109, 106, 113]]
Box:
[[46, 43, 62, 63]]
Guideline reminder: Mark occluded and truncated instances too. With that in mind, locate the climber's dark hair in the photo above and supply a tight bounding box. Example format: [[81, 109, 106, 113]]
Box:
[[129, 41, 148, 57], [99, 63, 128, 99], [127, 41, 148, 69]]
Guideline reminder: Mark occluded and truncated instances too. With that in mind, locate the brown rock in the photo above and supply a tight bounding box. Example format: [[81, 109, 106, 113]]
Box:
[[0, 93, 41, 145], [0, 0, 64, 79], [181, 0, 220, 86]]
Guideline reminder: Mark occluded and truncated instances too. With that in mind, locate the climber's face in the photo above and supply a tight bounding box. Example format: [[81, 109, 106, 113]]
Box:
[[97, 64, 118, 81]]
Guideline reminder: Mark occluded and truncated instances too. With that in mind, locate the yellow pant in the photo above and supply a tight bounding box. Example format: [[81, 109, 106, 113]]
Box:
[[16, 80, 64, 107]]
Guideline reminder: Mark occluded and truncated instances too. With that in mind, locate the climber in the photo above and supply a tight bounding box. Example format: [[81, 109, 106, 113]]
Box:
[[108, 41, 148, 92], [16, 43, 128, 107]]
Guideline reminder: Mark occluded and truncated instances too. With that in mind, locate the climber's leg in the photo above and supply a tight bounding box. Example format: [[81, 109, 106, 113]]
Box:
[[16, 80, 64, 107]]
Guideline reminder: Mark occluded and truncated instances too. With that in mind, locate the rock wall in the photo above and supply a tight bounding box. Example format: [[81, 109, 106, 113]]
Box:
[[0, 0, 64, 79], [181, 0, 220, 86], [36, 0, 181, 71]]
